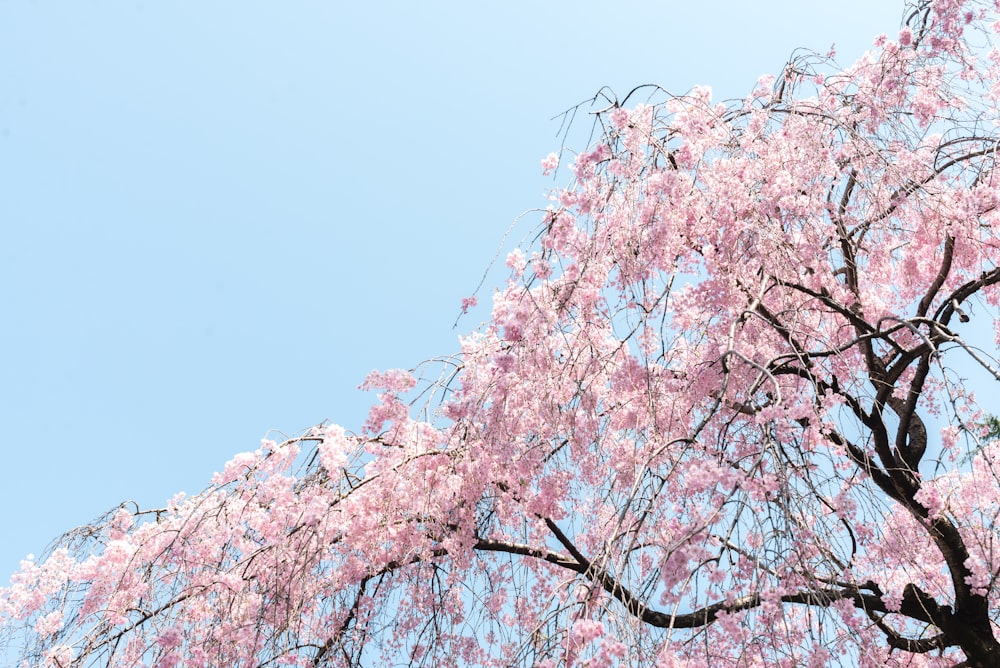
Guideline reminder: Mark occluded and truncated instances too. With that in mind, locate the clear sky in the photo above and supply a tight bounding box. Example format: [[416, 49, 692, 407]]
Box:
[[0, 2, 902, 580]]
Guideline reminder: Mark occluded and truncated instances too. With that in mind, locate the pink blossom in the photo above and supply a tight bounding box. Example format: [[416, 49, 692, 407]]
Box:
[[541, 152, 560, 175], [33, 610, 62, 637]]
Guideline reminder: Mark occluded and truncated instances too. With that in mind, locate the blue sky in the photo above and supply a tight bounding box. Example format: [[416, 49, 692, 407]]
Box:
[[0, 2, 901, 580]]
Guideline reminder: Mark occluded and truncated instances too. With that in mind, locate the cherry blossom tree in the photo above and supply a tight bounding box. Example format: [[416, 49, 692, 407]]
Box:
[[9, 1, 1000, 666]]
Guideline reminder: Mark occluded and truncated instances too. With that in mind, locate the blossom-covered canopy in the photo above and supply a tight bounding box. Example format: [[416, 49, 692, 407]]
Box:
[[6, 1, 1000, 666]]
